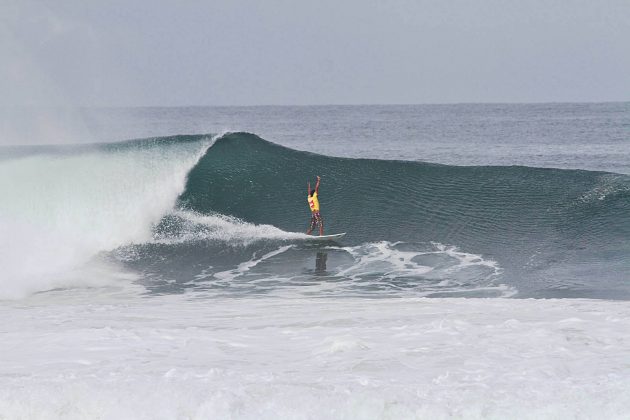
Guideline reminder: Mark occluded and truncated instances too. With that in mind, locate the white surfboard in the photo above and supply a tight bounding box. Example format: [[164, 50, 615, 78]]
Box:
[[305, 232, 346, 241]]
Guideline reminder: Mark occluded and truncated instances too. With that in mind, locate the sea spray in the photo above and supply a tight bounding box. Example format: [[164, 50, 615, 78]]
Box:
[[0, 135, 215, 298]]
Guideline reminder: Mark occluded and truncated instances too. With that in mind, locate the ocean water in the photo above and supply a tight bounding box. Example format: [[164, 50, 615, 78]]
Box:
[[1, 103, 629, 419]]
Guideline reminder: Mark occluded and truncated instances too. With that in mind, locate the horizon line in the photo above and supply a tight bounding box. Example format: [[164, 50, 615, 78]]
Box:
[[3, 100, 629, 109]]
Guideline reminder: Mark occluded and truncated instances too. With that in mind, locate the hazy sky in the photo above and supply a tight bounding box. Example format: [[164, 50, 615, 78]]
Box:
[[2, 0, 629, 106]]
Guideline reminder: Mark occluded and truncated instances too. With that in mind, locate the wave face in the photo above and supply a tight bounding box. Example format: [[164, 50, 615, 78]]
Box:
[[169, 132, 629, 298], [2, 132, 629, 299]]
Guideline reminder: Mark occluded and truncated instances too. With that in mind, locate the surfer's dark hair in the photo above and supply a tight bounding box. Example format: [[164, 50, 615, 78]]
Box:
[[310, 189, 315, 196]]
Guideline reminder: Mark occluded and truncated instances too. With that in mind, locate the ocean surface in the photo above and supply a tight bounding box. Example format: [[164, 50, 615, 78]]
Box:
[[1, 103, 629, 419]]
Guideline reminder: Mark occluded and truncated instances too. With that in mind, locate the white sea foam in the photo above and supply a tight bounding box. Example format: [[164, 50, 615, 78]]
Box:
[[183, 240, 512, 299], [331, 241, 511, 297], [155, 209, 307, 245], [576, 174, 630, 203], [213, 245, 294, 280], [0, 136, 215, 299], [1, 294, 629, 419]]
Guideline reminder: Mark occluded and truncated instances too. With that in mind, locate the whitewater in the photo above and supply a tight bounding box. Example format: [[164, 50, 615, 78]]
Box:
[[0, 136, 216, 299], [3, 295, 630, 419], [1, 103, 629, 419]]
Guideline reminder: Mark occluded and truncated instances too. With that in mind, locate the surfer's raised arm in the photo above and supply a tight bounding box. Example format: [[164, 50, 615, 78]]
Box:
[[307, 181, 311, 195], [315, 176, 321, 193]]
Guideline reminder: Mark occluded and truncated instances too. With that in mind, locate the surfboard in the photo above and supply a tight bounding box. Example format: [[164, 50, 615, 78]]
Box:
[[305, 232, 346, 241]]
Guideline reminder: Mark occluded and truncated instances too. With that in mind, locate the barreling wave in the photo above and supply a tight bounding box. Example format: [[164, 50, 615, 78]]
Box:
[[1, 132, 629, 299]]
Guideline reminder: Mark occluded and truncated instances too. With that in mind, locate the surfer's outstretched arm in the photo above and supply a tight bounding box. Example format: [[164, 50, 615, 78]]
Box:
[[315, 176, 321, 193], [307, 181, 311, 194]]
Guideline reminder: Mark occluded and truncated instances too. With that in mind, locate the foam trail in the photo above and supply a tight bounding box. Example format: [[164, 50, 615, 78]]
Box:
[[327, 241, 511, 297], [213, 245, 294, 281], [0, 136, 215, 299], [155, 209, 307, 245]]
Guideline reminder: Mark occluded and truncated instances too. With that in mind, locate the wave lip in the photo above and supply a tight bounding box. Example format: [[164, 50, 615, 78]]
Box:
[[0, 134, 216, 299]]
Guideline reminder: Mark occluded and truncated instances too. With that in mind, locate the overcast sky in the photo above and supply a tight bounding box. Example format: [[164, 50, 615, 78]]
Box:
[[2, 0, 629, 106]]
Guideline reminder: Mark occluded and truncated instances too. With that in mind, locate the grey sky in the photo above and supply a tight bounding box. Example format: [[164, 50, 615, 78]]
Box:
[[2, 0, 630, 106]]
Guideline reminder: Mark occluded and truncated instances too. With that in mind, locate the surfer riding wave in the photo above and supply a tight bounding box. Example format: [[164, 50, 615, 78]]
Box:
[[307, 175, 324, 236]]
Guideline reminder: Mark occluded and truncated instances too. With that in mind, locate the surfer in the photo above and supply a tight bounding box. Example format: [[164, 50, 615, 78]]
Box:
[[307, 176, 324, 236]]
